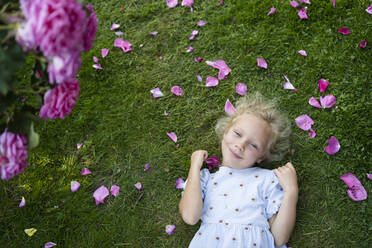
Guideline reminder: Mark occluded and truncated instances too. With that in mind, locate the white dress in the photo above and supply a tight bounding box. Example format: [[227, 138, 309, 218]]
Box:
[[183, 166, 287, 248]]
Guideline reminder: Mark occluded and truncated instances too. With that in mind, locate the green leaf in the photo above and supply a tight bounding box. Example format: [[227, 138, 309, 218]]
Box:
[[28, 122, 39, 149], [0, 42, 26, 95]]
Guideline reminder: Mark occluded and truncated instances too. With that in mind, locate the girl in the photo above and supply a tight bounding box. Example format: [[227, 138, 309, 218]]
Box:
[[179, 93, 298, 248]]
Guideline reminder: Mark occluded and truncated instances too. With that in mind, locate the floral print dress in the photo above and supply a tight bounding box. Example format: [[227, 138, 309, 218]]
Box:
[[183, 166, 286, 248]]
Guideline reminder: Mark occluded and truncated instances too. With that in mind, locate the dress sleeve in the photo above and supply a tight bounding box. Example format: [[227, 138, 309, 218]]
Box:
[[264, 171, 284, 219], [182, 168, 211, 200]]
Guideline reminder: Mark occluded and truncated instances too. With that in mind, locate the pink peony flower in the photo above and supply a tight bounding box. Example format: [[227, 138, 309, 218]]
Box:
[[39, 78, 80, 120], [82, 4, 98, 51], [0, 131, 28, 180], [206, 155, 220, 171], [47, 50, 82, 84], [340, 173, 367, 201]]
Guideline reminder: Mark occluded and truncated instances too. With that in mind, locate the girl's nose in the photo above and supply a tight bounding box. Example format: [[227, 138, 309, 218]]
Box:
[[235, 142, 245, 151]]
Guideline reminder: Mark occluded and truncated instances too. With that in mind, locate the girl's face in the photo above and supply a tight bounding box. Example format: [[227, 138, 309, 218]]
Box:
[[221, 114, 271, 169]]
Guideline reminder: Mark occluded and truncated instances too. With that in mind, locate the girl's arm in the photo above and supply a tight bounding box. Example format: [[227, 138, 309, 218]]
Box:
[[269, 162, 298, 246], [179, 150, 208, 225]]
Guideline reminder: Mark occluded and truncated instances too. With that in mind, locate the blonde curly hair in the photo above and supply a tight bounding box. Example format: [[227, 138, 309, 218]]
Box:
[[215, 92, 291, 162]]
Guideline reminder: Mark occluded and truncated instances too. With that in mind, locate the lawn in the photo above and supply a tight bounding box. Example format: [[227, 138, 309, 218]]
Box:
[[1, 0, 371, 247]]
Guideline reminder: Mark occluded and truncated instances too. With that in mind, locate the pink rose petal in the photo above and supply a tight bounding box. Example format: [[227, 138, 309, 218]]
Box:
[[318, 78, 329, 93], [93, 186, 109, 205], [298, 50, 307, 56], [175, 177, 185, 189], [167, 132, 177, 143], [308, 128, 316, 139], [267, 7, 276, 15], [93, 64, 102, 70], [165, 224, 176, 235], [110, 185, 120, 197], [81, 168, 91, 176], [171, 86, 183, 96], [115, 31, 124, 36], [93, 56, 99, 63], [194, 57, 203, 63], [366, 4, 372, 14], [45, 242, 56, 248], [71, 181, 80, 192], [150, 31, 158, 36], [77, 142, 84, 149], [359, 40, 367, 48], [224, 99, 236, 115], [309, 97, 321, 108], [290, 1, 299, 8], [196, 75, 202, 82], [205, 76, 219, 87], [19, 196, 26, 208], [206, 60, 231, 80], [320, 95, 336, 108], [296, 115, 314, 131], [298, 8, 308, 19], [218, 1, 224, 6], [283, 81, 295, 90], [186, 46, 194, 53], [110, 23, 120, 30], [338, 27, 350, 35], [324, 136, 340, 154], [189, 30, 198, 40], [367, 174, 372, 180], [197, 20, 206, 26], [114, 38, 132, 53], [256, 58, 267, 69], [101, 48, 109, 58], [236, 83, 247, 95], [134, 182, 143, 190], [340, 173, 367, 201], [166, 0, 178, 8], [181, 0, 193, 7], [144, 164, 151, 171], [164, 111, 169, 116], [299, 0, 310, 4], [150, 88, 164, 98]]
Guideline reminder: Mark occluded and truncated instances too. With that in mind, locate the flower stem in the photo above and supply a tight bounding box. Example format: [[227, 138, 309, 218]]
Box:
[[0, 24, 16, 30]]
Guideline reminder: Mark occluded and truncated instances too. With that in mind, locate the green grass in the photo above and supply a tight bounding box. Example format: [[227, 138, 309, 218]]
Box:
[[1, 0, 371, 247]]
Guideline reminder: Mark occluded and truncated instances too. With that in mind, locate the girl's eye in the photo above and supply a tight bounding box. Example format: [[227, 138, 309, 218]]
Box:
[[250, 144, 257, 149], [234, 131, 241, 137]]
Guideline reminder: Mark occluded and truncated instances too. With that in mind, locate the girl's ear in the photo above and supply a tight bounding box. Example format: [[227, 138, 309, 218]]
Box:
[[256, 155, 267, 164]]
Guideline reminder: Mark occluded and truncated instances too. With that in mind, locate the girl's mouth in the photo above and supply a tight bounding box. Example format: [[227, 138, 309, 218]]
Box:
[[229, 148, 242, 159]]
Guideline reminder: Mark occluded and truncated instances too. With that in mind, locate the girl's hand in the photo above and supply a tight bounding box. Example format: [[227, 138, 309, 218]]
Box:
[[191, 150, 208, 170], [274, 162, 298, 194]]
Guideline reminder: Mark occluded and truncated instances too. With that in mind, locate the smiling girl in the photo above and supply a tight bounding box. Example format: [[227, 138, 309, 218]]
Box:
[[179, 93, 298, 248]]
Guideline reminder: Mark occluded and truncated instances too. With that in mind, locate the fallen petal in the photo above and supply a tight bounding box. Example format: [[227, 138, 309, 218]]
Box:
[[196, 75, 202, 82], [360, 40, 367, 48], [206, 155, 220, 171], [338, 27, 350, 35], [367, 174, 372, 180], [175, 177, 185, 189], [81, 168, 92, 176], [298, 50, 307, 56], [267, 7, 276, 15], [93, 64, 102, 70], [93, 186, 109, 205], [309, 128, 316, 139], [283, 82, 295, 90], [166, 0, 178, 8], [164, 111, 169, 116], [218, 1, 224, 6], [366, 4, 372, 14], [171, 85, 183, 96], [224, 99, 236, 115], [110, 185, 120, 197], [340, 173, 367, 201], [324, 136, 340, 154], [320, 95, 336, 108], [205, 76, 219, 87], [150, 31, 158, 36], [181, 0, 193, 7], [101, 48, 109, 58], [186, 46, 194, 53], [256, 58, 267, 69], [134, 182, 143, 190], [167, 132, 178, 143], [114, 38, 132, 53], [236, 82, 247, 95], [45, 242, 57, 248], [309, 97, 321, 108], [93, 56, 99, 63], [206, 60, 231, 80], [24, 228, 37, 237], [332, 0, 335, 7], [197, 20, 206, 26], [110, 23, 120, 30], [299, 0, 311, 4], [165, 225, 176, 235], [150, 88, 164, 98], [189, 30, 198, 40], [194, 57, 203, 63], [144, 164, 151, 171], [318, 78, 329, 93], [115, 31, 124, 36], [290, 1, 299, 8], [19, 196, 26, 208], [77, 142, 84, 149], [298, 8, 308, 19], [295, 114, 314, 131], [71, 181, 81, 192]]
